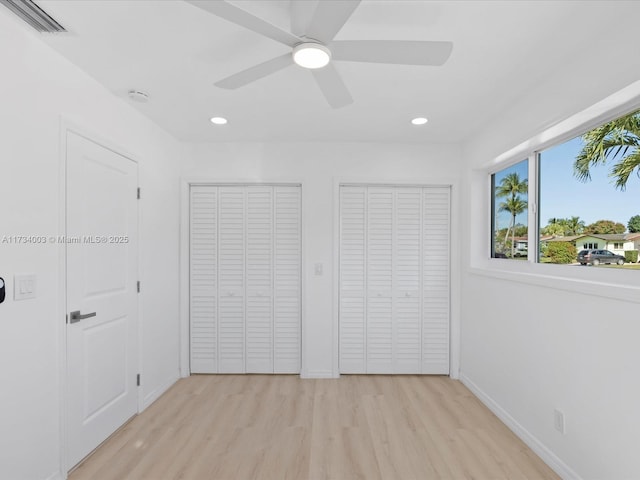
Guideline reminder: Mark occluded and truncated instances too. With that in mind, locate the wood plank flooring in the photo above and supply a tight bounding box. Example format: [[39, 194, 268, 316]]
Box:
[[70, 375, 559, 480]]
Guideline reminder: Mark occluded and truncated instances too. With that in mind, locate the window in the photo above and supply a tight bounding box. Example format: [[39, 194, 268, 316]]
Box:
[[492, 107, 640, 268], [538, 108, 640, 266], [491, 159, 528, 259]]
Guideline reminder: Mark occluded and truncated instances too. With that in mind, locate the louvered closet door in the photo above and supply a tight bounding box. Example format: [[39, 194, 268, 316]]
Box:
[[393, 188, 422, 374], [366, 187, 394, 373], [218, 187, 246, 373], [273, 186, 301, 373], [339, 185, 450, 375], [190, 185, 301, 374], [339, 187, 367, 373], [190, 186, 218, 373], [422, 187, 450, 374], [246, 187, 274, 373]]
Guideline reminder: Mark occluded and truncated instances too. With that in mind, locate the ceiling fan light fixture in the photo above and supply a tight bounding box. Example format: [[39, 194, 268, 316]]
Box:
[[292, 43, 331, 69]]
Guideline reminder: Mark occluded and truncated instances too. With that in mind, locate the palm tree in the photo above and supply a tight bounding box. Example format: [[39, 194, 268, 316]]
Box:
[[543, 221, 565, 236], [496, 173, 528, 256], [565, 216, 585, 235], [574, 110, 640, 190], [544, 217, 568, 236], [499, 196, 528, 257]]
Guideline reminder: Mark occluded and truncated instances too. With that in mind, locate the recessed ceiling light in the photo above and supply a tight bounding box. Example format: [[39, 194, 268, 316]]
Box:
[[128, 90, 149, 103], [210, 117, 228, 125], [411, 117, 428, 125], [293, 43, 331, 69]]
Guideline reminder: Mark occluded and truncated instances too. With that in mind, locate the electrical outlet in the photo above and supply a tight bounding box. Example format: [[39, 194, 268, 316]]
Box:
[[554, 409, 566, 434]]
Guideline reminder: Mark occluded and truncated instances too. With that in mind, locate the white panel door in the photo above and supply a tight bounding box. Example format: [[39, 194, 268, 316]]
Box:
[[246, 187, 274, 373], [217, 187, 245, 373], [339, 186, 367, 373], [66, 132, 138, 468], [190, 186, 218, 373], [273, 186, 301, 373]]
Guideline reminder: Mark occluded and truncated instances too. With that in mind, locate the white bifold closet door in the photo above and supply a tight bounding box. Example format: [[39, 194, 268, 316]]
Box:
[[339, 185, 450, 375], [190, 185, 301, 374]]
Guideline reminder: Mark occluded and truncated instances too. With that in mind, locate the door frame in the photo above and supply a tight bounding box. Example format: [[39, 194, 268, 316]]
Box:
[[57, 118, 141, 476], [332, 177, 461, 379], [179, 178, 306, 378]]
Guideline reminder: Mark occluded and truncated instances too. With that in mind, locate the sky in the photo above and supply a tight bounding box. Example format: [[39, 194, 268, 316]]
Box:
[[494, 136, 640, 231]]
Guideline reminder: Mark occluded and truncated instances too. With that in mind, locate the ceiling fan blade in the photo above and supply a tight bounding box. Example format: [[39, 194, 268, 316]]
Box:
[[305, 0, 361, 44], [331, 40, 453, 66], [311, 64, 353, 109], [215, 54, 293, 89], [290, 0, 318, 37], [186, 0, 301, 47]]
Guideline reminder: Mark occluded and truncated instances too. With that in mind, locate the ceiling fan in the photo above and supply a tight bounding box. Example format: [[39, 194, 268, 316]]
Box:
[[186, 0, 453, 108]]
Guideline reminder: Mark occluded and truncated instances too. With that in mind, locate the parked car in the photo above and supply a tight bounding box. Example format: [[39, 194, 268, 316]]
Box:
[[577, 249, 625, 266], [514, 248, 528, 257]]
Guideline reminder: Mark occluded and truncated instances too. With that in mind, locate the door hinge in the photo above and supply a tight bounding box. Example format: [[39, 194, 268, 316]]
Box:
[[137, 187, 141, 199], [137, 374, 141, 386], [65, 314, 68, 324], [137, 281, 140, 293]]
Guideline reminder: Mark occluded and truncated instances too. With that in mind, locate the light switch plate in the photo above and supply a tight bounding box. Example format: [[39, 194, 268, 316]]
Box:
[[14, 274, 36, 300]]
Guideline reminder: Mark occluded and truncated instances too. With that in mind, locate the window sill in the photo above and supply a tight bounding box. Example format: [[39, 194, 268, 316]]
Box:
[[467, 261, 640, 304]]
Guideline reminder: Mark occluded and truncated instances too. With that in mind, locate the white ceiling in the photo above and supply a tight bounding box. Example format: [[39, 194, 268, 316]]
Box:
[[23, 1, 635, 143]]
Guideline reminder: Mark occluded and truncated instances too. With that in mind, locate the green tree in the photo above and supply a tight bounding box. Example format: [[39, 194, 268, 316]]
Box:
[[565, 216, 585, 235], [574, 110, 640, 190], [585, 219, 626, 234], [542, 222, 566, 236], [546, 242, 577, 264], [499, 196, 528, 257], [513, 223, 528, 237], [628, 215, 640, 233], [542, 217, 571, 236], [496, 173, 528, 257]]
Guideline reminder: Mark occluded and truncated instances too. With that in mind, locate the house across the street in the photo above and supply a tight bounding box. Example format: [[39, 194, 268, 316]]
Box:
[[546, 233, 640, 256], [511, 233, 640, 259]]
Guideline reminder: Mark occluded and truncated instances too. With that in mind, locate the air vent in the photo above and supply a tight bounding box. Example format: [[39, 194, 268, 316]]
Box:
[[1, 0, 66, 33]]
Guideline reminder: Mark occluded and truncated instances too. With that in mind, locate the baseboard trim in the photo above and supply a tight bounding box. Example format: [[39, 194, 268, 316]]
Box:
[[301, 370, 337, 379], [45, 470, 64, 480], [142, 373, 179, 411], [459, 373, 581, 480]]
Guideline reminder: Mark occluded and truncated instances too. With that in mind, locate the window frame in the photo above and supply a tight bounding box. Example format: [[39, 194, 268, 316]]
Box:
[[481, 82, 640, 298], [490, 158, 530, 260]]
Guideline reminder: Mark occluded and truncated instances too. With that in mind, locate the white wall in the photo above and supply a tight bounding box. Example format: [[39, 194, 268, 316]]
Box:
[[459, 24, 640, 479], [182, 142, 462, 378], [8, 2, 639, 478], [0, 12, 181, 480]]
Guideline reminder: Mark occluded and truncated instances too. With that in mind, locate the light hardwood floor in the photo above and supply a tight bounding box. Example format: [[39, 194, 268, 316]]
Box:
[[70, 375, 559, 480]]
